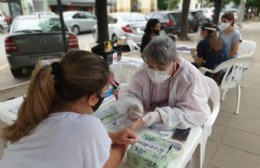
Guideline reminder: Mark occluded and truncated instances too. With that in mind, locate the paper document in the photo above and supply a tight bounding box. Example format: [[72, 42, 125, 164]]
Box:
[[176, 45, 193, 52], [93, 105, 124, 124], [1, 96, 24, 115]]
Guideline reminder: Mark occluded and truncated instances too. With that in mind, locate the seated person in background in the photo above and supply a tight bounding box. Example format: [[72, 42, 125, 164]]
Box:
[[0, 50, 143, 168], [192, 23, 229, 70], [219, 12, 242, 58], [115, 36, 211, 129], [140, 18, 161, 53]]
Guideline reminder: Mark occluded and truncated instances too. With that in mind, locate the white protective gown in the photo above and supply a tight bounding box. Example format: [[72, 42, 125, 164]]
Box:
[[115, 57, 211, 129]]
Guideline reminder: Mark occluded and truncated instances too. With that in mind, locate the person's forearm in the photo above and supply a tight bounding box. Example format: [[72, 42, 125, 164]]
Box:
[[229, 43, 239, 58], [108, 131, 116, 143], [195, 57, 203, 66], [103, 144, 128, 168], [229, 50, 237, 58]]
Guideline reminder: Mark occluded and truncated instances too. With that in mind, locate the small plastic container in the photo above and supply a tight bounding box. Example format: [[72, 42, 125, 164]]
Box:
[[104, 85, 113, 98]]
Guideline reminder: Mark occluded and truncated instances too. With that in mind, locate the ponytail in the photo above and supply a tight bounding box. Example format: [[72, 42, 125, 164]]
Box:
[[3, 65, 56, 143], [208, 31, 222, 53]]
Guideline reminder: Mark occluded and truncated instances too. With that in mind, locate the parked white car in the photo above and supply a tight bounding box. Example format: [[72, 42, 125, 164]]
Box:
[[31, 11, 56, 16], [92, 12, 147, 45], [63, 11, 97, 35]]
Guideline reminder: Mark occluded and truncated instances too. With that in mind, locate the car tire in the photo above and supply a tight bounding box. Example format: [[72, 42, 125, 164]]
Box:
[[10, 68, 23, 77], [72, 25, 80, 35]]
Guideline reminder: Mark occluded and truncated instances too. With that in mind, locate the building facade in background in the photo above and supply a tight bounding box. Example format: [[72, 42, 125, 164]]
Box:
[[0, 0, 210, 18], [176, 0, 209, 11], [107, 0, 157, 14]]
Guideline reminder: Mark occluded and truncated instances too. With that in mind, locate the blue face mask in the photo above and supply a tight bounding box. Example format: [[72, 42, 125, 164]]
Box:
[[92, 96, 105, 111]]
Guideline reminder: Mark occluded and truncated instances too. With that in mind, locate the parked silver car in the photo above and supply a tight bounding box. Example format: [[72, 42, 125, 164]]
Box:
[[63, 11, 97, 35], [92, 12, 147, 45], [5, 15, 79, 77]]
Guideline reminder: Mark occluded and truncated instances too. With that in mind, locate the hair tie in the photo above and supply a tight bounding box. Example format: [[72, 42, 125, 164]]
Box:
[[51, 62, 62, 76]]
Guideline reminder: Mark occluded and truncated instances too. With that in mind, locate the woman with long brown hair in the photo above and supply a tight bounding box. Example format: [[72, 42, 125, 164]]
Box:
[[192, 23, 229, 69], [1, 50, 142, 168]]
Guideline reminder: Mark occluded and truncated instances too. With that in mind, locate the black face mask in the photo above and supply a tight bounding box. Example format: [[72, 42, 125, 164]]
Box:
[[92, 97, 105, 112], [154, 30, 160, 35]]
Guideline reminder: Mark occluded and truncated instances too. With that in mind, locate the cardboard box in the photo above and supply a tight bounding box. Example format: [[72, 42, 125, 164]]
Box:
[[127, 132, 173, 168]]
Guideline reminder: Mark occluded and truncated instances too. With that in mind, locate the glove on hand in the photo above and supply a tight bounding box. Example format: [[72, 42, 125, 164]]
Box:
[[127, 105, 144, 120], [142, 112, 161, 127]]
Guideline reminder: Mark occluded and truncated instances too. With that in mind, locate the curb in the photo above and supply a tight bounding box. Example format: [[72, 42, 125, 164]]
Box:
[[0, 81, 29, 92]]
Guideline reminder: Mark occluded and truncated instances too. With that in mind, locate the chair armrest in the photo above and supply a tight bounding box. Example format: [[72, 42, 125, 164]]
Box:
[[199, 67, 213, 75]]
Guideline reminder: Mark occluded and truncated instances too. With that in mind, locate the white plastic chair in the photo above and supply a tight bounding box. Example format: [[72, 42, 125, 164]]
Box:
[[238, 40, 256, 57], [110, 61, 141, 84], [126, 39, 140, 51], [201, 76, 220, 164], [199, 57, 254, 114], [237, 40, 256, 86]]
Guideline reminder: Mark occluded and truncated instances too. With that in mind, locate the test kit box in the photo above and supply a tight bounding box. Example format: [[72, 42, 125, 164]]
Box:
[[127, 132, 174, 168]]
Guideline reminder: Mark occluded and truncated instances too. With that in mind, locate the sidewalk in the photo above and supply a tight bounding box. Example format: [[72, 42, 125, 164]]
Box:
[[0, 21, 259, 168], [203, 22, 260, 168]]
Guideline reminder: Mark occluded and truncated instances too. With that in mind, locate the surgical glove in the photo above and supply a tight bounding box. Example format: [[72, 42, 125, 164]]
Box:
[[127, 105, 144, 120], [143, 112, 161, 127]]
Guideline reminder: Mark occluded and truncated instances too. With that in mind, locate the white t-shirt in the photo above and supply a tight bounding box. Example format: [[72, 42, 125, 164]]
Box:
[[0, 112, 112, 168]]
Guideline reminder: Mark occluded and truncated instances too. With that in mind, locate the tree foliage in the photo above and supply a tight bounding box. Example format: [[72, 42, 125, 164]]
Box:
[[208, 0, 240, 7], [209, 0, 260, 8], [158, 0, 180, 10], [247, 0, 260, 7]]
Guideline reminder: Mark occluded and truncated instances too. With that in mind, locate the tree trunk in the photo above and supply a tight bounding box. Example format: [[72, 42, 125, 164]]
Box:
[[213, 0, 221, 25], [237, 0, 247, 28], [179, 0, 190, 40], [96, 0, 109, 43]]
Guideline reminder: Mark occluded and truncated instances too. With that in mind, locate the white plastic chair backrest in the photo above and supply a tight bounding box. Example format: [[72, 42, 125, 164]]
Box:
[[110, 61, 141, 84], [203, 57, 254, 90], [201, 76, 220, 164], [238, 40, 256, 57], [204, 76, 220, 128], [127, 39, 140, 51]]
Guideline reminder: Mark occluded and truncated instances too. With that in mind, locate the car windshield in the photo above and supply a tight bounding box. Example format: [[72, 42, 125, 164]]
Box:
[[13, 17, 68, 33], [120, 13, 146, 22]]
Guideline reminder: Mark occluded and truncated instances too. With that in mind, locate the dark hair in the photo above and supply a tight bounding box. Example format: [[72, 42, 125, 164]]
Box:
[[221, 12, 235, 26], [3, 50, 109, 143], [54, 50, 109, 101], [144, 18, 160, 34], [202, 23, 222, 53], [202, 23, 219, 35]]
